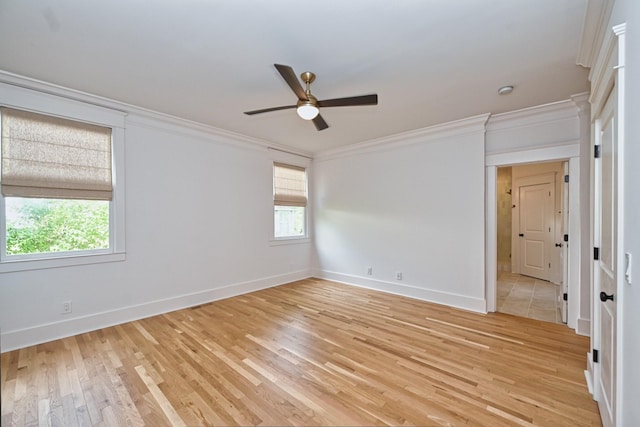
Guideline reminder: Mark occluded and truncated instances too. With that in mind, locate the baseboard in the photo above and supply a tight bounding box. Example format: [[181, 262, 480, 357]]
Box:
[[585, 353, 595, 396], [313, 269, 487, 313], [576, 317, 591, 336], [1, 269, 311, 353]]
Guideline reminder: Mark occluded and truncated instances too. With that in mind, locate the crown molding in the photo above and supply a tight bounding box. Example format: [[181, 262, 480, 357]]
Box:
[[486, 99, 579, 132], [314, 113, 490, 162], [0, 70, 313, 159], [588, 23, 625, 118], [0, 81, 126, 128], [0, 70, 132, 116], [124, 112, 312, 157], [570, 92, 591, 114], [576, 0, 615, 68]]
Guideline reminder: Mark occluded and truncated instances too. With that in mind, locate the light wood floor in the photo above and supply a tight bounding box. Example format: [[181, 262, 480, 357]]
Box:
[[1, 278, 601, 426]]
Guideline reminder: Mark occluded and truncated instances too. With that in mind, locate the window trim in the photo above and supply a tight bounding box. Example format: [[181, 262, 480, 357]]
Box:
[[0, 82, 126, 273], [268, 149, 311, 245]]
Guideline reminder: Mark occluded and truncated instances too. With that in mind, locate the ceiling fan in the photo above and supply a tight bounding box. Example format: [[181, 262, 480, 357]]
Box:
[[244, 64, 378, 131]]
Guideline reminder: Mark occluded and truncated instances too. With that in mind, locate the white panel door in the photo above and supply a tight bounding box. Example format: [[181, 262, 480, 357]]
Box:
[[519, 182, 553, 280], [595, 90, 617, 427]]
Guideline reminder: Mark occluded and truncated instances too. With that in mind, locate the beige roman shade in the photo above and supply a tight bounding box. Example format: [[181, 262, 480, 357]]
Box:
[[1, 107, 113, 200], [273, 162, 307, 207]]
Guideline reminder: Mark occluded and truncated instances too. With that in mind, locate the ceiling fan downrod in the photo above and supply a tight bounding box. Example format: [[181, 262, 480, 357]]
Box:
[[300, 71, 316, 97]]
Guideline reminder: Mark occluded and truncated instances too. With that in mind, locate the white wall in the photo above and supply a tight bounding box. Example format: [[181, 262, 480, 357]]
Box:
[[0, 83, 314, 351], [622, 7, 640, 424], [613, 0, 640, 424], [312, 116, 488, 312]]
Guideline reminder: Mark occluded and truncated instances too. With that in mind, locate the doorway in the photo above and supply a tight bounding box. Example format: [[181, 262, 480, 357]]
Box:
[[495, 161, 567, 324], [486, 146, 581, 330]]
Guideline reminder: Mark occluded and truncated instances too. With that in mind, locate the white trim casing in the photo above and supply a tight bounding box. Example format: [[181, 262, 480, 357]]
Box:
[[567, 157, 581, 330], [485, 166, 497, 312], [612, 23, 626, 427]]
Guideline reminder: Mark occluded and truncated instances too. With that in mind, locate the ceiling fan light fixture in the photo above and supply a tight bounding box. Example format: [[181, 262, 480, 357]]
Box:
[[296, 100, 319, 120]]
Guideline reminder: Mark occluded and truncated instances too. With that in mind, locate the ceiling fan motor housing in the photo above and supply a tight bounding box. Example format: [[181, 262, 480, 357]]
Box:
[[297, 94, 318, 108]]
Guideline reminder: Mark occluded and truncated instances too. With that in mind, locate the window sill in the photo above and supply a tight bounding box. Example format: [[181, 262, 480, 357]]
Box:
[[269, 236, 311, 246], [0, 251, 126, 273]]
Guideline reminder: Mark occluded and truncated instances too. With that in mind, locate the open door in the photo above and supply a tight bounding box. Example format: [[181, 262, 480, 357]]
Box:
[[594, 89, 617, 427]]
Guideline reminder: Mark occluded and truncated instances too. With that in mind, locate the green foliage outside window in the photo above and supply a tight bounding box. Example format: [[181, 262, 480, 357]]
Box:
[[5, 198, 109, 255]]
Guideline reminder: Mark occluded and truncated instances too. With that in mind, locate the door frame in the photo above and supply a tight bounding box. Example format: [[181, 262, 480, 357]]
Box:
[[561, 161, 569, 323], [486, 147, 581, 331]]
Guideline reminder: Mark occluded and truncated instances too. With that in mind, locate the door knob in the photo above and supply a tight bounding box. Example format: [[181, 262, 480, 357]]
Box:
[[519, 233, 524, 237], [555, 243, 563, 247], [599, 291, 614, 302]]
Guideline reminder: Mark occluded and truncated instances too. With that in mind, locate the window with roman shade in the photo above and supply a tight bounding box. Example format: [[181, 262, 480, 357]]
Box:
[[273, 162, 307, 207], [1, 107, 113, 200]]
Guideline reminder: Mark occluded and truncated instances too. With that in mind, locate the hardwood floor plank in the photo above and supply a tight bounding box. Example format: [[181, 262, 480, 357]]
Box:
[[134, 365, 184, 427], [1, 278, 601, 426]]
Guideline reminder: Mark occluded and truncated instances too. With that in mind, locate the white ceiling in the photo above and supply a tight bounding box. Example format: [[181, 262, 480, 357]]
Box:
[[0, 0, 590, 154]]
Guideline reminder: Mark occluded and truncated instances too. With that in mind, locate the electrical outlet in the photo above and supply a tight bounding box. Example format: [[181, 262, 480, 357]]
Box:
[[367, 266, 373, 275], [62, 301, 72, 314], [396, 271, 402, 280]]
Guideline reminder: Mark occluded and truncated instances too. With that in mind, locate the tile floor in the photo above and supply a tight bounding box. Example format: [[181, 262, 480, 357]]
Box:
[[497, 271, 564, 324]]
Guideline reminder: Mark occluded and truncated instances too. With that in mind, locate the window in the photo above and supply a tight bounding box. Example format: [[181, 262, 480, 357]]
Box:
[[273, 162, 307, 239], [5, 198, 109, 256], [0, 83, 125, 272], [1, 107, 113, 259]]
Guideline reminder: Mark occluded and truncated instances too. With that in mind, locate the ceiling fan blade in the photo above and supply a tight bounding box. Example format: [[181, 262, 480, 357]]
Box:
[[317, 94, 378, 108], [274, 64, 307, 100], [312, 114, 329, 131], [244, 105, 296, 115]]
